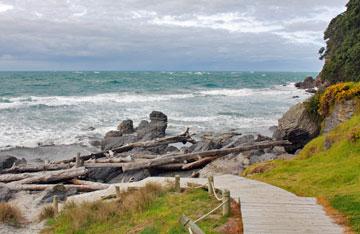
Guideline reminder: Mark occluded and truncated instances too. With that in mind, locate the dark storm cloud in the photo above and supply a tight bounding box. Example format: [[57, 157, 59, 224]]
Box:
[[0, 0, 347, 70]]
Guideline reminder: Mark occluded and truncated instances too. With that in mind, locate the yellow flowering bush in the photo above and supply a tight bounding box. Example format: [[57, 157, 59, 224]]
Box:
[[319, 82, 360, 117]]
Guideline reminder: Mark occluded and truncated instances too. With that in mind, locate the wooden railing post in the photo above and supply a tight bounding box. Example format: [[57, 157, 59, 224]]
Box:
[[222, 189, 230, 217], [238, 197, 244, 233], [175, 175, 181, 193], [52, 195, 59, 215], [207, 175, 214, 196], [179, 215, 205, 234]]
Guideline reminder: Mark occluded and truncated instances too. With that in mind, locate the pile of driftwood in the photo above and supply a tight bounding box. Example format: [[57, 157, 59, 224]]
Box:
[[0, 129, 290, 193]]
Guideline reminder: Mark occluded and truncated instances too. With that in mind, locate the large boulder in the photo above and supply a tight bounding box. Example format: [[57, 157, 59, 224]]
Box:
[[274, 102, 320, 153], [117, 119, 134, 134], [323, 100, 356, 133], [295, 76, 315, 89], [136, 111, 168, 140], [0, 155, 17, 171]]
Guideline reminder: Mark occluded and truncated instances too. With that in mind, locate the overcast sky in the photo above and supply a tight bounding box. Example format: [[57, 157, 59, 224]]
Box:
[[0, 0, 347, 71]]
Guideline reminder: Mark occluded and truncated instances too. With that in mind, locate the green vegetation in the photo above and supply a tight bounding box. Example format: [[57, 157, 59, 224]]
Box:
[[0, 203, 24, 227], [304, 82, 360, 125], [319, 0, 360, 83], [42, 183, 230, 234], [244, 114, 360, 232]]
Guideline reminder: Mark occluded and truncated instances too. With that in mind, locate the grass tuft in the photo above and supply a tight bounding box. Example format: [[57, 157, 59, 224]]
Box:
[[38, 206, 56, 222], [0, 203, 25, 227]]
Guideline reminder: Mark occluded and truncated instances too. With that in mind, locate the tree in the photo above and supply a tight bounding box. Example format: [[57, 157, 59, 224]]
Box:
[[319, 0, 360, 83]]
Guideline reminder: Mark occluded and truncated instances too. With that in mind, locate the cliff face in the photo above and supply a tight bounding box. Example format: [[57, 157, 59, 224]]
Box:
[[323, 99, 357, 133]]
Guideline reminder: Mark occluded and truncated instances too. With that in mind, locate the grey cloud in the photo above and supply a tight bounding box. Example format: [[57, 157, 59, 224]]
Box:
[[0, 0, 347, 70]]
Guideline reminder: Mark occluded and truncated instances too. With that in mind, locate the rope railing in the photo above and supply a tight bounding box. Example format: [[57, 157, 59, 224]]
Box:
[[176, 175, 232, 234]]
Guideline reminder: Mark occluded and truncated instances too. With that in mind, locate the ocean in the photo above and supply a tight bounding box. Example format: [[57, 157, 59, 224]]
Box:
[[0, 71, 315, 150]]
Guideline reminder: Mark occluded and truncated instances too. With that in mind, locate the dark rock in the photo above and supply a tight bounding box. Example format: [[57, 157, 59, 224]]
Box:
[[109, 169, 151, 183], [292, 96, 300, 98], [274, 102, 320, 153], [136, 120, 150, 131], [86, 167, 123, 183], [165, 145, 179, 153], [101, 135, 138, 151], [305, 88, 317, 94], [0, 155, 17, 170], [137, 111, 168, 141], [117, 119, 134, 134], [224, 134, 255, 148], [104, 130, 122, 139], [39, 184, 77, 204], [188, 140, 222, 153], [295, 76, 315, 89], [0, 185, 12, 202], [150, 111, 167, 122], [255, 134, 272, 142]]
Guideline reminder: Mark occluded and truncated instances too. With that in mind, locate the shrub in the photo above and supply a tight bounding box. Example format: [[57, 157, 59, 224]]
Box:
[[0, 203, 25, 227], [318, 82, 360, 117], [304, 92, 322, 121], [319, 0, 360, 83]]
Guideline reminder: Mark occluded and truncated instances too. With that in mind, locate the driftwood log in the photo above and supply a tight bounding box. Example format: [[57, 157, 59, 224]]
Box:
[[8, 167, 87, 185], [122, 140, 291, 172], [0, 163, 71, 174], [70, 179, 110, 190], [3, 183, 107, 192], [56, 128, 195, 164], [181, 157, 216, 170]]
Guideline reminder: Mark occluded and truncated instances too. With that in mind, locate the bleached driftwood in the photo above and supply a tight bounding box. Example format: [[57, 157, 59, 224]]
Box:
[[121, 140, 291, 172], [0, 163, 71, 174], [8, 167, 87, 185], [56, 128, 195, 164]]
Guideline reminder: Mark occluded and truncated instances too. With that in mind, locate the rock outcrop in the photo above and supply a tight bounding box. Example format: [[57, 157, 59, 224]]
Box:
[[295, 76, 315, 89], [273, 102, 320, 153], [102, 111, 168, 151], [323, 100, 357, 133], [117, 119, 134, 134]]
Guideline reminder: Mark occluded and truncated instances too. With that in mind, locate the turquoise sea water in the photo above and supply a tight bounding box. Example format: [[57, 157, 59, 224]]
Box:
[[0, 71, 315, 149]]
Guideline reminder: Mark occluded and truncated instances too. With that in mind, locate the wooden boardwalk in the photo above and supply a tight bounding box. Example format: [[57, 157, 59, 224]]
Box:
[[68, 175, 344, 234]]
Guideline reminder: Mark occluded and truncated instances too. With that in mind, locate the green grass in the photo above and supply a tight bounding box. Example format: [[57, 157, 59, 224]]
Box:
[[42, 185, 228, 234], [245, 114, 360, 232]]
